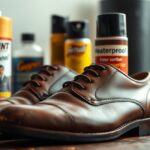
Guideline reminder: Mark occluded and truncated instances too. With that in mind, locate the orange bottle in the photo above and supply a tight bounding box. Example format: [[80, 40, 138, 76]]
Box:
[[50, 15, 68, 65]]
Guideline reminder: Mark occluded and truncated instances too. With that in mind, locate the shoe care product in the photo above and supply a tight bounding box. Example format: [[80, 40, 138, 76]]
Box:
[[13, 33, 44, 93], [50, 15, 68, 65], [95, 13, 128, 74], [65, 21, 92, 73], [99, 0, 150, 75], [0, 16, 12, 100]]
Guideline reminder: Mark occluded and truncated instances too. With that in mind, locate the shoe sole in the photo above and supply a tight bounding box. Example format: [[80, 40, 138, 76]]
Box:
[[0, 118, 150, 143]]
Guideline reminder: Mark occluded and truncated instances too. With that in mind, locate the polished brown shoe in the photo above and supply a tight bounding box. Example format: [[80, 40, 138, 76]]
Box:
[[0, 64, 150, 142], [0, 65, 76, 107]]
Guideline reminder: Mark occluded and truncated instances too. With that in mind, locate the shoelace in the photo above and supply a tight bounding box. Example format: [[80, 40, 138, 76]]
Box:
[[22, 65, 59, 99], [63, 64, 107, 90], [23, 65, 59, 87]]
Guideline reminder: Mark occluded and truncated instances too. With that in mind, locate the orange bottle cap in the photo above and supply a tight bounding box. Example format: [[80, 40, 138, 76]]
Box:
[[0, 16, 12, 40]]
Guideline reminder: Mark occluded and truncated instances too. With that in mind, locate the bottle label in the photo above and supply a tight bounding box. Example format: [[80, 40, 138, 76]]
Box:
[[65, 40, 92, 73], [95, 38, 128, 74], [0, 39, 12, 100], [13, 57, 43, 93]]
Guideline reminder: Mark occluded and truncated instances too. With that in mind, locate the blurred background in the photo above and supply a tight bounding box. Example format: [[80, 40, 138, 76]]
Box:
[[1, 0, 150, 97], [0, 0, 99, 64]]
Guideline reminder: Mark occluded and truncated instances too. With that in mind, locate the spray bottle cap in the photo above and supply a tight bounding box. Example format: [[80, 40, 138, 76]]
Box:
[[0, 16, 12, 39], [21, 33, 35, 42], [97, 13, 127, 37], [66, 21, 89, 39], [51, 15, 68, 33]]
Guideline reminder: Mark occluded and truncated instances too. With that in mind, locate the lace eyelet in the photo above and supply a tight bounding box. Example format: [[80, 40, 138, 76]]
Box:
[[63, 82, 70, 88], [89, 79, 94, 83], [53, 66, 60, 70], [42, 93, 48, 99], [82, 86, 86, 90], [103, 67, 108, 71], [96, 74, 101, 78], [44, 78, 48, 81], [37, 84, 42, 87], [50, 73, 54, 76]]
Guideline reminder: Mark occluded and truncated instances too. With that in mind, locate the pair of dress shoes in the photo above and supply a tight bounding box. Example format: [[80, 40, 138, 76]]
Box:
[[0, 64, 150, 143]]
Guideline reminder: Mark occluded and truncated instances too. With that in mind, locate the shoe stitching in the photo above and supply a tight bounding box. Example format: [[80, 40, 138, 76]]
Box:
[[96, 98, 144, 115]]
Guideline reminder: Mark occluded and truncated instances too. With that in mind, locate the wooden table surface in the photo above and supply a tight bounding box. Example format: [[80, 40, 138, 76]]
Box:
[[0, 135, 150, 150]]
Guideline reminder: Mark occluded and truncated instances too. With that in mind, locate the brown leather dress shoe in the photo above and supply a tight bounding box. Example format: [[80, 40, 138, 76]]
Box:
[[0, 64, 150, 142], [0, 65, 76, 107]]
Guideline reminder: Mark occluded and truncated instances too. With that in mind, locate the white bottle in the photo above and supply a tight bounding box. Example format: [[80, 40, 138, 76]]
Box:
[[13, 33, 44, 93]]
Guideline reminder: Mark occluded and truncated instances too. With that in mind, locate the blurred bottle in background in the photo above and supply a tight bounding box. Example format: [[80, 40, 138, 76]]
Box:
[[95, 13, 128, 74], [65, 21, 92, 73], [50, 15, 68, 65], [100, 0, 150, 75], [0, 15, 12, 100], [13, 33, 44, 93]]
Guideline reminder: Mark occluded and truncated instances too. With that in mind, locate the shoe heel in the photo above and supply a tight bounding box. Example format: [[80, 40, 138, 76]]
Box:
[[139, 121, 150, 136]]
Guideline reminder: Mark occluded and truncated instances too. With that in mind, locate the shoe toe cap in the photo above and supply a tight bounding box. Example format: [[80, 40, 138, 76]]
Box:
[[0, 104, 74, 131]]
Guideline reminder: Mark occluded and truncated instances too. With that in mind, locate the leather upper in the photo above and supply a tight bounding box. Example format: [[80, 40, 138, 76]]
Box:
[[1, 64, 150, 134]]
